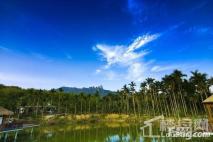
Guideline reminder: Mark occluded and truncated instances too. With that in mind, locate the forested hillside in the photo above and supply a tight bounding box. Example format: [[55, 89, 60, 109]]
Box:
[[0, 70, 212, 117]]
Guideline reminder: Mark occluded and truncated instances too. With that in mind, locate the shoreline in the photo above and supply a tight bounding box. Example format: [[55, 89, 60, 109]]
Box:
[[42, 114, 145, 125], [38, 113, 205, 126]]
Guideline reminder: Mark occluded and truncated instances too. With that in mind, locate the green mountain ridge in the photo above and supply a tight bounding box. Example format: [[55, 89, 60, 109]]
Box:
[[58, 86, 112, 96]]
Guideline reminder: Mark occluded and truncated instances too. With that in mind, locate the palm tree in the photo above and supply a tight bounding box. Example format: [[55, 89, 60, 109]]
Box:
[[35, 89, 43, 117], [190, 70, 210, 114], [94, 91, 100, 114], [154, 81, 164, 115], [57, 88, 64, 113], [209, 77, 213, 85], [171, 70, 187, 116], [87, 94, 92, 113], [190, 70, 209, 100], [162, 75, 179, 117], [146, 78, 154, 115], [190, 70, 208, 99], [140, 82, 150, 115], [129, 81, 136, 116], [122, 84, 130, 114], [79, 92, 85, 114], [117, 90, 124, 114]]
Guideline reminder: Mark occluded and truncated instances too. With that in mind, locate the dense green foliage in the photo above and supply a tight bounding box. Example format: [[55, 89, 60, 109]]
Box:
[[0, 70, 212, 117]]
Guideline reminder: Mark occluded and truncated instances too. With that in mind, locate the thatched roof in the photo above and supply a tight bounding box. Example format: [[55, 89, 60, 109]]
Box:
[[203, 95, 213, 104], [0, 106, 14, 116]]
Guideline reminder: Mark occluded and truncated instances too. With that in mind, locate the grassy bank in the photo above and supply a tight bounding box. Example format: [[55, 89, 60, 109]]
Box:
[[41, 114, 148, 125], [39, 113, 205, 126]]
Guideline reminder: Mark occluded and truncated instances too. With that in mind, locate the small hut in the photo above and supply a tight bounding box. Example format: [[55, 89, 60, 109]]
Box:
[[0, 106, 14, 130], [203, 95, 213, 122]]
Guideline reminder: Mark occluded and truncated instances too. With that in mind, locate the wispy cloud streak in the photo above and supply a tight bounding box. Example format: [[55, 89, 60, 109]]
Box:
[[94, 33, 160, 81]]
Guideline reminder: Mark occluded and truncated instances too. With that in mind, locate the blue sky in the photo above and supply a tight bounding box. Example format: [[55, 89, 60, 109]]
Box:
[[0, 0, 213, 90]]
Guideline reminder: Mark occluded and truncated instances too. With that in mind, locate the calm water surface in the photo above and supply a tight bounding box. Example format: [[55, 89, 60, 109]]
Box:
[[2, 123, 213, 142]]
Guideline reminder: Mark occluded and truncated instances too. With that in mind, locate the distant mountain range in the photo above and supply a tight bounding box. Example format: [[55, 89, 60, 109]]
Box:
[[58, 86, 112, 96]]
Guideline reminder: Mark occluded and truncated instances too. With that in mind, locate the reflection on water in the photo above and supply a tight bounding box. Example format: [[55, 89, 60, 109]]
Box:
[[106, 134, 130, 142], [8, 123, 213, 142]]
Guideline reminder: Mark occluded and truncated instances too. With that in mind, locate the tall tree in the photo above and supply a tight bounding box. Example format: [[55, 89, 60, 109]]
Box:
[[122, 85, 130, 114], [129, 81, 136, 116]]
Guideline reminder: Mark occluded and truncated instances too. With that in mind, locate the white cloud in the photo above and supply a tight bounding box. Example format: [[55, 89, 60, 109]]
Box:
[[126, 34, 160, 53], [126, 62, 146, 81], [151, 65, 180, 72], [95, 69, 101, 74], [150, 63, 198, 73], [94, 34, 160, 81]]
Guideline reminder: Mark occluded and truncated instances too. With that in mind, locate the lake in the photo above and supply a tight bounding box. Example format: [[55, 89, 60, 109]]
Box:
[[3, 122, 213, 142]]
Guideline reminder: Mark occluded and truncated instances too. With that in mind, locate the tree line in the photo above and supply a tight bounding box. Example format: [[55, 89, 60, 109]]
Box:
[[0, 70, 213, 117]]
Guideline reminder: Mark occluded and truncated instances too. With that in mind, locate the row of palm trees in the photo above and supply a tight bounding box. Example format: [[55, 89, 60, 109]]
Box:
[[116, 70, 212, 117], [0, 70, 212, 117]]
